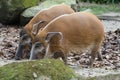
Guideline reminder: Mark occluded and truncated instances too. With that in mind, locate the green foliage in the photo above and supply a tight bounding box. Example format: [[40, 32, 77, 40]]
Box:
[[0, 0, 39, 25], [10, 0, 23, 8], [1, 0, 39, 10], [0, 0, 9, 13], [80, 4, 120, 15], [0, 59, 75, 80], [22, 0, 39, 8], [79, 0, 120, 4]]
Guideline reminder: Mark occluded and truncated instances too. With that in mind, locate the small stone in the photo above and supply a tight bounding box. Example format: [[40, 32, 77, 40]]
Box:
[[33, 72, 38, 78], [106, 55, 110, 59], [74, 56, 80, 61]]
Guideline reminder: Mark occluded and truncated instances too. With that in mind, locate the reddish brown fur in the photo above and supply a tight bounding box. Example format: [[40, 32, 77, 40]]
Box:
[[15, 4, 74, 60], [35, 12, 104, 67], [23, 4, 74, 42]]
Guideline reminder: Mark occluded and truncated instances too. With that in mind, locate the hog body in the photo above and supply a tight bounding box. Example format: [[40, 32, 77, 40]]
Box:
[[30, 12, 104, 67], [15, 4, 74, 60]]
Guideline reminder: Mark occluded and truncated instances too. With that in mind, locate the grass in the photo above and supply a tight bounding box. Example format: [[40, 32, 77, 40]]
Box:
[[79, 3, 120, 15]]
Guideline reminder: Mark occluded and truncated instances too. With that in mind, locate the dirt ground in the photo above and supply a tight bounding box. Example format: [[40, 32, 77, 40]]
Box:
[[0, 17, 120, 77]]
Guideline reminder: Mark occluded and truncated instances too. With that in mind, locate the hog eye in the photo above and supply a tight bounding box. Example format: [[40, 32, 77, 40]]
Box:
[[34, 42, 44, 49], [35, 44, 42, 48], [22, 37, 27, 40], [35, 45, 40, 48], [22, 35, 30, 41]]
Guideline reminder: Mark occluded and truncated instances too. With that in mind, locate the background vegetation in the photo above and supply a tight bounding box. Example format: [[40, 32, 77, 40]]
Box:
[[79, 0, 120, 4], [79, 4, 120, 15]]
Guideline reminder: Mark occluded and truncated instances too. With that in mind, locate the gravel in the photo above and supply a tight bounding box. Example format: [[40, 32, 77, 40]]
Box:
[[102, 20, 120, 32]]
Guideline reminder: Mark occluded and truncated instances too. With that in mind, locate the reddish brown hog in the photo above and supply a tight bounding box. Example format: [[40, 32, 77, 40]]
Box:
[[14, 4, 74, 60], [30, 12, 104, 67]]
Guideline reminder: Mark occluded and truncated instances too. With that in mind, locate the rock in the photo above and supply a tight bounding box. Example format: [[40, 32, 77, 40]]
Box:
[[20, 0, 75, 26], [20, 5, 42, 26], [0, 0, 39, 25], [0, 59, 75, 80]]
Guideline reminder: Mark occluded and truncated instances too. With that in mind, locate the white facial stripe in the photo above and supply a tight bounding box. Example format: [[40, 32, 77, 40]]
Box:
[[44, 43, 53, 58], [29, 43, 36, 60], [34, 46, 44, 54], [45, 43, 50, 56], [22, 38, 31, 45]]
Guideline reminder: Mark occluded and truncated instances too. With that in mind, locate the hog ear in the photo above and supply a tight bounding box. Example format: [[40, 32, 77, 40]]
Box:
[[32, 20, 47, 36], [45, 32, 63, 43]]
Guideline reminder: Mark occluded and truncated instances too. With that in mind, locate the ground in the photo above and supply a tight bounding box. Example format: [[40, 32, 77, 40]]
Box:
[[0, 12, 120, 77]]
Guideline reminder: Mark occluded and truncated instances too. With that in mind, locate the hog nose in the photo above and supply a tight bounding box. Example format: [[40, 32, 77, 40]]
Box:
[[42, 49, 46, 55], [14, 57, 21, 60]]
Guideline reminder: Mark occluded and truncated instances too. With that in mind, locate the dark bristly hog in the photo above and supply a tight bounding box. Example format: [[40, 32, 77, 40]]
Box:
[[14, 4, 75, 60], [30, 12, 104, 67]]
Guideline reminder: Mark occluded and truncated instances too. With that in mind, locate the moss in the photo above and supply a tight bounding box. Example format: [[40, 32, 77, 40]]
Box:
[[8, 0, 39, 10], [22, 0, 39, 8], [0, 59, 75, 80], [0, 0, 39, 25]]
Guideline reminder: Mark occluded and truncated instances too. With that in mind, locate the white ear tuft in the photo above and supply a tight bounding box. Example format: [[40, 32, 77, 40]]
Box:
[[32, 20, 46, 35]]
